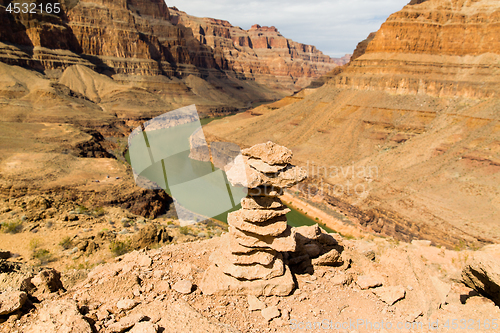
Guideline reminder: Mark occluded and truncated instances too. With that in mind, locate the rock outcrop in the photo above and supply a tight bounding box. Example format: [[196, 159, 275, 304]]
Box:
[[200, 142, 306, 296], [462, 245, 500, 306]]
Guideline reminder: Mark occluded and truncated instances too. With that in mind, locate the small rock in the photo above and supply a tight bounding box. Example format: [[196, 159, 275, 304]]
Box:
[[311, 248, 342, 266], [281, 309, 290, 320], [119, 229, 129, 235], [154, 280, 170, 293], [261, 306, 280, 322], [172, 280, 193, 294], [357, 275, 383, 290], [372, 286, 406, 305], [247, 295, 266, 311], [331, 273, 353, 287], [362, 250, 376, 261], [31, 268, 64, 295], [129, 322, 158, 333], [106, 313, 146, 333], [117, 298, 139, 311], [0, 250, 12, 259], [0, 291, 28, 315]]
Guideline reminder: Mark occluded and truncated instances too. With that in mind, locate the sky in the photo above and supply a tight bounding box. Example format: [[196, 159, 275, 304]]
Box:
[[166, 0, 411, 58]]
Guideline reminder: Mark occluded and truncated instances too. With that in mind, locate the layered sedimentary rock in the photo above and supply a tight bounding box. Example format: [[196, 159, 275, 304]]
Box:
[[203, 0, 500, 249], [0, 0, 339, 96], [330, 0, 500, 98], [200, 142, 307, 296], [162, 9, 340, 92]]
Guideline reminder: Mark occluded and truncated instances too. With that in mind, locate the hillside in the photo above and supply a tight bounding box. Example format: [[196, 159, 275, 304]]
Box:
[[204, 0, 500, 249]]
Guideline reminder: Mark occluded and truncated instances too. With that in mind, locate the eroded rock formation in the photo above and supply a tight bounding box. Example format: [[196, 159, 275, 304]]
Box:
[[200, 142, 306, 296]]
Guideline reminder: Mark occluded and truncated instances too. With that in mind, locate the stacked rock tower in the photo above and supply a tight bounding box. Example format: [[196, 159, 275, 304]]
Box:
[[200, 141, 307, 296]]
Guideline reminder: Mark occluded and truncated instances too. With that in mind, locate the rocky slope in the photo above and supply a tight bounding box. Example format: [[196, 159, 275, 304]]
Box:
[[204, 0, 500, 249], [2, 226, 500, 332]]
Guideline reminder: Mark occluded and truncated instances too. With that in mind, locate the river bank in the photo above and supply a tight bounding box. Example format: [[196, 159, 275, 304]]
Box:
[[281, 192, 368, 239]]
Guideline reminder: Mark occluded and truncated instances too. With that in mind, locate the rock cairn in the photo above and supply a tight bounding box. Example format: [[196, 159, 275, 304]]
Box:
[[200, 141, 307, 296]]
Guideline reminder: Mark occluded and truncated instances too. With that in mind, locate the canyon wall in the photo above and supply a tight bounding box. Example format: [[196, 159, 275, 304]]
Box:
[[0, 0, 340, 96], [204, 0, 500, 248]]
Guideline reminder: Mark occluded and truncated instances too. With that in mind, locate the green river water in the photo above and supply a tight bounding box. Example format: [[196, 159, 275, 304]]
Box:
[[126, 114, 335, 233]]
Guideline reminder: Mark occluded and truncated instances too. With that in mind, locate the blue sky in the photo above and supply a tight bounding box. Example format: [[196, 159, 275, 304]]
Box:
[[166, 0, 410, 58]]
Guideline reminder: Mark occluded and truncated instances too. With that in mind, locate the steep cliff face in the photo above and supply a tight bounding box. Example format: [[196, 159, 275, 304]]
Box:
[[204, 0, 500, 248], [330, 0, 500, 99], [0, 0, 339, 95], [169, 9, 339, 91]]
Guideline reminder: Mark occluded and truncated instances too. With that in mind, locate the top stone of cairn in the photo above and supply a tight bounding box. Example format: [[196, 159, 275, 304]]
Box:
[[241, 141, 292, 166]]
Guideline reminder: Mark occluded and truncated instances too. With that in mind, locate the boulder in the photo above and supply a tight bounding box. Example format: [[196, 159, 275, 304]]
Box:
[[461, 245, 500, 306], [24, 300, 92, 333], [0, 291, 27, 315]]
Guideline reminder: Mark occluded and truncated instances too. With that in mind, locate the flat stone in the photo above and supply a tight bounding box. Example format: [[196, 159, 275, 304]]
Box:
[[247, 295, 266, 311], [216, 253, 285, 281], [247, 186, 284, 197], [230, 226, 297, 252], [117, 298, 139, 311], [0, 291, 27, 315], [311, 248, 342, 266], [233, 250, 275, 266], [218, 236, 276, 264], [224, 154, 263, 188], [357, 275, 383, 290], [331, 273, 353, 286], [263, 165, 307, 188], [225, 156, 306, 189], [172, 280, 193, 294], [247, 157, 287, 174], [199, 263, 295, 297], [241, 196, 284, 210], [229, 213, 288, 237], [372, 286, 406, 305], [241, 141, 292, 165], [261, 306, 280, 322], [236, 209, 290, 223]]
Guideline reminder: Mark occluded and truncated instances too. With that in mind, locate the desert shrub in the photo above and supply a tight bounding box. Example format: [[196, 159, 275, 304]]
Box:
[[1, 220, 22, 234], [29, 238, 41, 251], [32, 249, 52, 265], [59, 236, 73, 250], [75, 205, 89, 214], [179, 226, 190, 235], [109, 240, 131, 256], [92, 207, 105, 217]]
